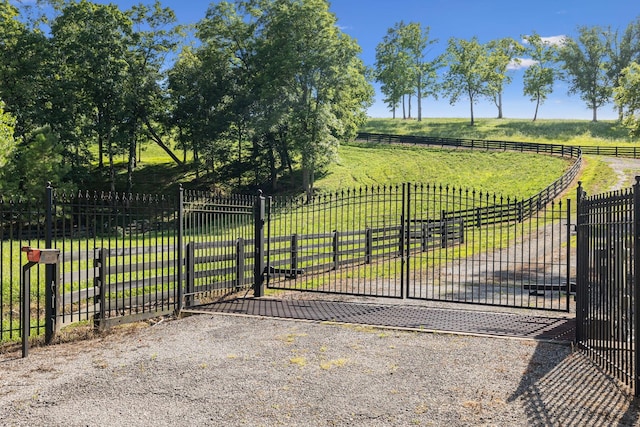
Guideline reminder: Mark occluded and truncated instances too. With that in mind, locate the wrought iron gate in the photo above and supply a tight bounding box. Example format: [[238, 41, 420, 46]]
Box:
[[264, 183, 572, 312], [576, 180, 640, 396]]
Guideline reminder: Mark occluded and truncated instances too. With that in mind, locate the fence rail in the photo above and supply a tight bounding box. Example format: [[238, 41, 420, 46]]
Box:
[[357, 132, 640, 158]]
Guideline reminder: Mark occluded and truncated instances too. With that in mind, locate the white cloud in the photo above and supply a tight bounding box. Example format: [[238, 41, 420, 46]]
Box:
[[521, 35, 568, 47], [507, 58, 539, 70], [541, 35, 568, 46]]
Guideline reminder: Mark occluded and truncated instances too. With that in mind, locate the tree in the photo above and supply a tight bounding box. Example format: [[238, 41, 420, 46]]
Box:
[[49, 1, 133, 191], [124, 1, 183, 192], [486, 37, 524, 118], [0, 100, 16, 169], [187, 0, 372, 197], [522, 33, 559, 121], [614, 62, 640, 137], [559, 26, 611, 122], [605, 18, 640, 120], [375, 23, 413, 119], [442, 37, 492, 126]]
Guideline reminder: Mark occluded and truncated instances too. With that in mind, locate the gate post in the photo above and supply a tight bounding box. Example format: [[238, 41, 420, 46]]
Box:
[[254, 191, 266, 297], [44, 183, 57, 343], [575, 182, 587, 344], [177, 184, 184, 312], [633, 177, 640, 397]]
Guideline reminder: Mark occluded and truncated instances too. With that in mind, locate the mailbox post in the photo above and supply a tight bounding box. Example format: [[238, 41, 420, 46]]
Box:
[[20, 247, 60, 358]]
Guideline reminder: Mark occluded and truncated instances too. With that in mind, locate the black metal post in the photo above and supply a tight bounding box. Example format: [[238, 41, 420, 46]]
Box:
[[633, 177, 640, 397], [566, 198, 572, 312], [177, 184, 184, 312], [94, 248, 106, 330], [21, 261, 36, 358], [44, 183, 55, 343], [254, 191, 266, 297], [575, 182, 586, 344]]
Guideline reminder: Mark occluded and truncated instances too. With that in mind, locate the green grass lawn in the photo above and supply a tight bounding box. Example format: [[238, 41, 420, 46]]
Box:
[[360, 117, 639, 146], [317, 143, 572, 197]]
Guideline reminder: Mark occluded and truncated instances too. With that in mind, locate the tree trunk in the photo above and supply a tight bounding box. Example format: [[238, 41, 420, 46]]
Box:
[[533, 92, 540, 122], [108, 140, 115, 194], [408, 95, 412, 119], [417, 73, 422, 122], [144, 119, 183, 165], [592, 106, 598, 122], [402, 95, 406, 119], [497, 92, 503, 119], [469, 94, 475, 126], [126, 127, 136, 194], [303, 167, 314, 203]]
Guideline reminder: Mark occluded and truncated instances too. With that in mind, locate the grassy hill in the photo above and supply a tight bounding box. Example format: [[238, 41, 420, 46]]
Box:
[[315, 143, 571, 198], [360, 118, 638, 146], [117, 117, 626, 197]]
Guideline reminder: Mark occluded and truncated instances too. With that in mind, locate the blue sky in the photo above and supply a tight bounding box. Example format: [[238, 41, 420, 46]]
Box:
[[14, 0, 639, 120]]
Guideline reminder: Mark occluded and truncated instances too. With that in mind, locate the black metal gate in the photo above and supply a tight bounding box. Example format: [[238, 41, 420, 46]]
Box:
[[264, 183, 572, 312], [576, 180, 640, 396]]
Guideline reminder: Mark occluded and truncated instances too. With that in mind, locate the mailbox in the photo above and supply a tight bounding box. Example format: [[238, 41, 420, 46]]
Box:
[[21, 247, 60, 264]]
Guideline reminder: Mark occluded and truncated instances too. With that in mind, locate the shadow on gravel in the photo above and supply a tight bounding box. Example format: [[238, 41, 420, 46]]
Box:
[[509, 343, 640, 426]]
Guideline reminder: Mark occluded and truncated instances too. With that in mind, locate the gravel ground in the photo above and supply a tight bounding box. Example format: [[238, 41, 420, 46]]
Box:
[[1, 313, 638, 427], [2, 156, 640, 426]]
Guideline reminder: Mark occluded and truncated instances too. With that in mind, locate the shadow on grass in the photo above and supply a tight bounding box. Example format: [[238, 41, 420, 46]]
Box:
[[509, 344, 639, 426]]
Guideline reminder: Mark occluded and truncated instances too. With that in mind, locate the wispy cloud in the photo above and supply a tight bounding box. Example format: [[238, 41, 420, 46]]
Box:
[[522, 35, 568, 46], [541, 35, 567, 46], [508, 58, 539, 70]]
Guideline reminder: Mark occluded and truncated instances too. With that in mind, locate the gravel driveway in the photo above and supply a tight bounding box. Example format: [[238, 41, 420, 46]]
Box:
[[1, 313, 638, 426], [2, 156, 640, 426]]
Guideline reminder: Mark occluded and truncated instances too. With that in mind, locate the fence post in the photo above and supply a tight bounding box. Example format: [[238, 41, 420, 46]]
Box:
[[177, 184, 184, 313], [254, 191, 266, 297], [94, 248, 106, 330], [633, 177, 640, 397], [291, 234, 299, 277], [332, 231, 339, 270], [575, 182, 586, 344], [440, 210, 447, 249], [44, 182, 57, 343], [236, 238, 245, 289], [185, 242, 195, 307], [365, 228, 372, 263]]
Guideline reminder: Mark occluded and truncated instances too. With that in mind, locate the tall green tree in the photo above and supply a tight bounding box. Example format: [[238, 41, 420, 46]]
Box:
[[442, 37, 492, 126], [486, 37, 524, 118], [124, 1, 183, 192], [614, 62, 640, 137], [605, 18, 640, 120], [0, 100, 16, 169], [559, 26, 611, 122], [258, 0, 372, 197], [0, 0, 49, 141], [522, 33, 559, 121], [397, 22, 439, 121], [49, 1, 133, 191], [187, 0, 372, 197], [375, 23, 413, 119]]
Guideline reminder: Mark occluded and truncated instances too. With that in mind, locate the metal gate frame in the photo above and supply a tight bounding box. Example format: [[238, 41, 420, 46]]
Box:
[[262, 183, 572, 312]]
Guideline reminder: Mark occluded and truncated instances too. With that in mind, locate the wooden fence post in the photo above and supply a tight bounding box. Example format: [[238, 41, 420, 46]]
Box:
[[236, 238, 245, 290]]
